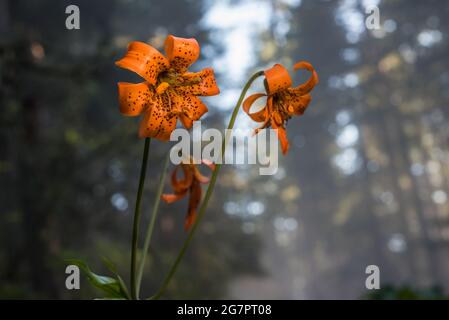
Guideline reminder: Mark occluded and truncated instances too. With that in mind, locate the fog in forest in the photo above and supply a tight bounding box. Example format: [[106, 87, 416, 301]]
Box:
[[1, 0, 449, 299]]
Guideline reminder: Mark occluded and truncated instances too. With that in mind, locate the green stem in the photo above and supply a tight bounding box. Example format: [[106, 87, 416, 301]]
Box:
[[130, 137, 151, 300], [136, 150, 171, 297], [150, 71, 264, 300]]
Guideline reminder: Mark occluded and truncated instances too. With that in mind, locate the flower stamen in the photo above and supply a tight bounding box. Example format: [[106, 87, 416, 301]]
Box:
[[156, 82, 170, 95]]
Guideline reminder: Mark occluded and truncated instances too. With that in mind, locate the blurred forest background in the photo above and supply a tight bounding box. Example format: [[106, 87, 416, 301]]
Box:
[[1, 0, 449, 299]]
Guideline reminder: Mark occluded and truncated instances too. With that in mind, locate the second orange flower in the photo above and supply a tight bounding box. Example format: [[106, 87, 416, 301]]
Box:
[[243, 61, 318, 155]]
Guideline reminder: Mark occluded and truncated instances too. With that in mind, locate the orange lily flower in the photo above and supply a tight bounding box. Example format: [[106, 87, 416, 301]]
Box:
[[243, 61, 318, 154], [115, 35, 220, 140], [161, 159, 215, 230]]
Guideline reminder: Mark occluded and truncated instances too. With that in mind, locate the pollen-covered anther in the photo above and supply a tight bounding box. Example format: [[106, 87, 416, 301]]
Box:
[[156, 82, 170, 95]]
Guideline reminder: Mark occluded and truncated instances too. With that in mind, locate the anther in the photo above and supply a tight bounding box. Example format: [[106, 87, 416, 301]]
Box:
[[156, 82, 170, 95]]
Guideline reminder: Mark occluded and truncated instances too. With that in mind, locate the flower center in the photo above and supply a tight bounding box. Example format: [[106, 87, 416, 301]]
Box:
[[272, 94, 291, 125], [158, 71, 202, 89]]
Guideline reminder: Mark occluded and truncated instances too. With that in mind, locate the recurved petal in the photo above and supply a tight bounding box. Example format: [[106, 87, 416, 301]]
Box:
[[117, 82, 153, 116], [115, 41, 169, 85], [194, 171, 210, 184], [161, 190, 187, 204], [178, 68, 220, 96], [192, 159, 215, 184], [192, 166, 210, 184], [253, 96, 273, 134], [201, 159, 216, 171], [172, 164, 193, 193], [264, 64, 293, 95], [291, 61, 319, 95], [243, 93, 268, 123], [286, 92, 312, 115], [138, 95, 177, 141], [164, 35, 200, 73]]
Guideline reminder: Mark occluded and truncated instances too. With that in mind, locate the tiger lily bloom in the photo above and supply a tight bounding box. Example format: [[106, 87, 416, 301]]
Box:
[[115, 35, 220, 140], [161, 159, 215, 230], [243, 61, 318, 154]]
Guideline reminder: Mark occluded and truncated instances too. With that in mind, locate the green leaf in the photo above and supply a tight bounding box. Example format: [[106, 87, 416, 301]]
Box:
[[66, 259, 128, 299], [101, 256, 118, 274], [101, 257, 131, 300]]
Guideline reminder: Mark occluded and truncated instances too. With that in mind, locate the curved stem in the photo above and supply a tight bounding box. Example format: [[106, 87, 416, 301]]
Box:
[[136, 150, 171, 297], [130, 137, 151, 300], [150, 71, 264, 300]]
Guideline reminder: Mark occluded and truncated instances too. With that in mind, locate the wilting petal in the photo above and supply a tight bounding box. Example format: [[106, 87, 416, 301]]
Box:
[[117, 82, 153, 116], [172, 164, 193, 193], [272, 122, 289, 155], [192, 160, 215, 184], [115, 41, 169, 85], [291, 61, 319, 95], [161, 164, 193, 203], [193, 171, 210, 184], [185, 181, 202, 230], [161, 190, 187, 204], [286, 92, 312, 115], [178, 68, 220, 96], [264, 64, 292, 95], [243, 93, 268, 123], [138, 95, 177, 141], [164, 35, 200, 73]]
